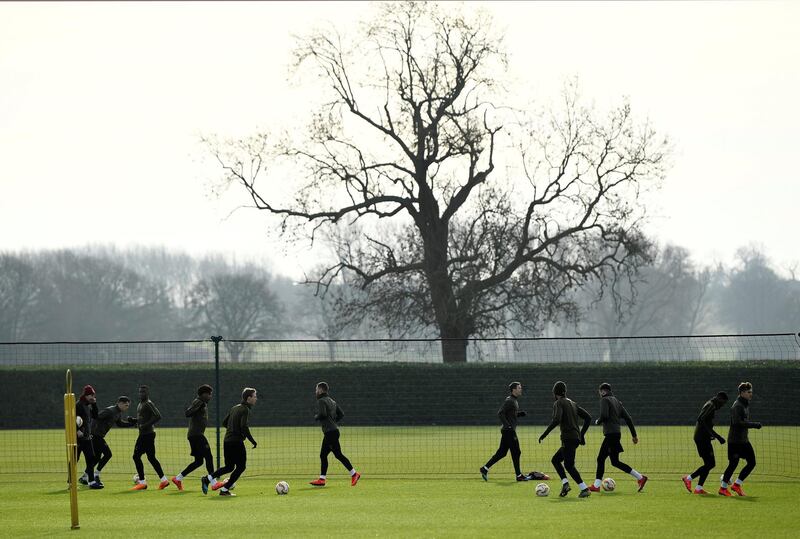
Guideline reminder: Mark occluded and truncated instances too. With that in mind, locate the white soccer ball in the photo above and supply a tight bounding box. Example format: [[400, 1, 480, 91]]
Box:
[[602, 477, 616, 491], [76, 416, 83, 428], [275, 480, 289, 495], [535, 483, 550, 497], [132, 474, 140, 485]]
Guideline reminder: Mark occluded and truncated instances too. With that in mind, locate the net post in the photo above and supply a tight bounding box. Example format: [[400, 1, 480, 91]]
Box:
[[211, 336, 223, 468], [64, 369, 79, 530]]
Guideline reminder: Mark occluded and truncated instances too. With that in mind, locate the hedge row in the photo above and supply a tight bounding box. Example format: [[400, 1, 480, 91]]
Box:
[[2, 362, 798, 428]]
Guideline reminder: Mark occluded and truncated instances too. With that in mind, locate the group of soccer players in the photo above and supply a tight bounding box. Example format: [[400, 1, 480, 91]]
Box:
[[480, 380, 761, 498], [74, 381, 359, 496], [74, 377, 760, 498]]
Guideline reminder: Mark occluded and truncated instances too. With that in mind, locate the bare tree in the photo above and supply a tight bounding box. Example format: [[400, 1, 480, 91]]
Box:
[[575, 244, 712, 358], [33, 250, 173, 340], [187, 269, 284, 362], [207, 2, 668, 361], [0, 253, 42, 341], [719, 248, 800, 333]]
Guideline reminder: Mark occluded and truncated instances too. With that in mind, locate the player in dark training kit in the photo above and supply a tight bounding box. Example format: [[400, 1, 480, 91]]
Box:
[[309, 382, 361, 487], [720, 382, 762, 497], [590, 383, 648, 492], [480, 382, 543, 482], [171, 385, 215, 492], [75, 385, 102, 489], [90, 396, 137, 485], [539, 381, 592, 498], [682, 391, 728, 495], [130, 385, 169, 490], [206, 387, 259, 496]]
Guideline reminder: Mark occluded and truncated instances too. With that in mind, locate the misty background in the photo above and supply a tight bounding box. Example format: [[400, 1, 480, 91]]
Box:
[[2, 242, 798, 345], [2, 2, 799, 351]]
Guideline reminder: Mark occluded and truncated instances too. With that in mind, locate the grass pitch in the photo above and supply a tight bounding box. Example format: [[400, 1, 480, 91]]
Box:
[[4, 426, 798, 537]]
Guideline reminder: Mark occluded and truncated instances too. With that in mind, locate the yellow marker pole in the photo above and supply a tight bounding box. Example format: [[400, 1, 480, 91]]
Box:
[[64, 369, 79, 529]]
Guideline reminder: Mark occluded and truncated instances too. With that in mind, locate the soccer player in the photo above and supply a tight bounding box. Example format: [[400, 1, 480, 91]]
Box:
[[480, 382, 533, 482], [130, 385, 169, 491], [720, 382, 762, 497], [682, 391, 728, 495], [539, 381, 592, 498], [205, 387, 259, 496], [309, 381, 361, 487], [171, 384, 215, 492], [590, 383, 648, 493], [75, 385, 102, 489], [89, 395, 137, 485]]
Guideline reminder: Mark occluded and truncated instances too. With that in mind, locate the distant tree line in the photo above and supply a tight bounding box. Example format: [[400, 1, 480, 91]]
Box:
[[0, 246, 362, 361], [0, 244, 798, 353]]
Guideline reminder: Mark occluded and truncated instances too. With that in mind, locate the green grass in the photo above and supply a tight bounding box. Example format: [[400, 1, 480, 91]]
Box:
[[4, 427, 799, 537]]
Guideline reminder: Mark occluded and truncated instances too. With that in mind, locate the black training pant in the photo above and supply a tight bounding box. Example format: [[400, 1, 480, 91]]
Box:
[[92, 436, 113, 472], [132, 432, 165, 481], [552, 439, 583, 484], [485, 428, 522, 476], [596, 433, 632, 479], [320, 429, 353, 476], [212, 440, 247, 487], [722, 442, 756, 484], [690, 438, 716, 486], [77, 437, 96, 483], [181, 435, 215, 477]]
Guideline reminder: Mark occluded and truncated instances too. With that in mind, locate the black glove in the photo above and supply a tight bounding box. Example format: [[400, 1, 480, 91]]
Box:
[[251, 440, 258, 449], [753, 422, 762, 429], [517, 410, 527, 417], [538, 434, 545, 444], [716, 435, 726, 445], [579, 435, 586, 446], [127, 416, 138, 425]]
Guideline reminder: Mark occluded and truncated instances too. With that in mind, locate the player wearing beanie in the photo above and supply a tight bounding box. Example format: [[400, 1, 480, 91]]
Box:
[[76, 385, 101, 489]]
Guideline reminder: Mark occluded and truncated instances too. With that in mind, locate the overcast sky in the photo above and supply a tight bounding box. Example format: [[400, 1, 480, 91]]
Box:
[[1, 1, 798, 278]]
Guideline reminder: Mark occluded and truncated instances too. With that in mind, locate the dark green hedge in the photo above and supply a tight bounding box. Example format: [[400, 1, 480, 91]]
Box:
[[3, 361, 798, 429]]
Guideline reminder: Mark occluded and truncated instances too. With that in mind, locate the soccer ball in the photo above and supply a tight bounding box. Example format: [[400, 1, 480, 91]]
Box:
[[535, 483, 550, 497], [602, 477, 616, 491], [76, 416, 83, 428], [275, 480, 289, 495], [132, 474, 140, 485]]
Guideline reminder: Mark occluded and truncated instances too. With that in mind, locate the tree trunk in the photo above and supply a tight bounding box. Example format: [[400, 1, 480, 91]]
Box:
[[440, 336, 468, 363], [226, 342, 242, 363]]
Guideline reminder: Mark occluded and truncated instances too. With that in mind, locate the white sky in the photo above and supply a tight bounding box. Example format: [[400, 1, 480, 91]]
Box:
[[1, 1, 798, 278]]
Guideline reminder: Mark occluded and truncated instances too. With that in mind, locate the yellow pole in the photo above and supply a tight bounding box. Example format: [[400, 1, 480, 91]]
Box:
[[64, 369, 79, 530]]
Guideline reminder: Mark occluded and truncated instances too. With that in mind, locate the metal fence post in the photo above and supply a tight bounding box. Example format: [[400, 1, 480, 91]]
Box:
[[211, 336, 223, 468]]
